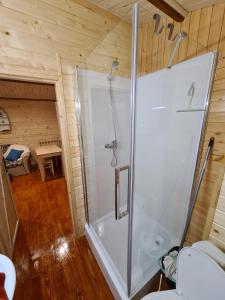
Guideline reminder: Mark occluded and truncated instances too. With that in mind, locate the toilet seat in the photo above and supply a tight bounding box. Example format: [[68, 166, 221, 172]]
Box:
[[0, 254, 16, 300], [141, 247, 225, 300], [142, 290, 182, 300]]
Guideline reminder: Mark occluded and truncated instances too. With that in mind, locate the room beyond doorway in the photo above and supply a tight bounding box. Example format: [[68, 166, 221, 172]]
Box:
[[0, 79, 64, 181]]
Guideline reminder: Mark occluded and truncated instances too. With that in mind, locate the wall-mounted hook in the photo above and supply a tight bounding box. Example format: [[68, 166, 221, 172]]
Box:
[[153, 14, 164, 35], [167, 23, 174, 40]]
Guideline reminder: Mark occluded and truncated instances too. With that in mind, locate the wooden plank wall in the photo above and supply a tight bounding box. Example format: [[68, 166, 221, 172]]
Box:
[[0, 100, 60, 160], [210, 172, 225, 249], [80, 20, 132, 77], [0, 0, 131, 235], [138, 3, 225, 248]]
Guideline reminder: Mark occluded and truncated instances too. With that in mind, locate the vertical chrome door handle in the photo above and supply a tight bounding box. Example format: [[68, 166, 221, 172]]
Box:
[[115, 165, 129, 220]]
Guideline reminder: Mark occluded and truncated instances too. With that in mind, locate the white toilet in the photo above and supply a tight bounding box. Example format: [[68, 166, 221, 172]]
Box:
[[0, 254, 16, 300], [142, 246, 225, 300], [193, 240, 225, 268]]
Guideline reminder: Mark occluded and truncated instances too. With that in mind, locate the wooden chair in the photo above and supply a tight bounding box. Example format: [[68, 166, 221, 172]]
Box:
[[43, 158, 54, 176], [38, 139, 62, 179]]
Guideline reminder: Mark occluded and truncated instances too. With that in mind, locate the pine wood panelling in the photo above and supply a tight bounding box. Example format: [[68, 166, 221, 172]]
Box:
[[146, 23, 153, 71], [196, 6, 212, 55], [186, 9, 201, 58], [0, 100, 60, 161], [142, 23, 149, 72], [210, 172, 225, 248], [207, 3, 225, 52], [79, 20, 132, 77], [138, 3, 225, 249]]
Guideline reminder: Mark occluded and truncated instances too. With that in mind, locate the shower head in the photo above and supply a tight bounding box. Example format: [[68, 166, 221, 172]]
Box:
[[177, 31, 187, 40], [108, 59, 119, 81], [168, 31, 187, 68], [111, 59, 119, 71]]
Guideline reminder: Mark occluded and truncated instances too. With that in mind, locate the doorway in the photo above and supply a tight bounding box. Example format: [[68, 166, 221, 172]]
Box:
[[0, 72, 115, 298], [0, 78, 74, 296]]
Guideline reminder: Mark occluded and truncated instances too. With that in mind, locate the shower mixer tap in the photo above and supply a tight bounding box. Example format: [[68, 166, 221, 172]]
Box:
[[105, 139, 119, 167], [105, 140, 118, 150]]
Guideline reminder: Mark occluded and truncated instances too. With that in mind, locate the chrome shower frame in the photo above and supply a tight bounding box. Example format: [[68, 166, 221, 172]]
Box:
[[74, 68, 90, 225], [127, 3, 139, 297]]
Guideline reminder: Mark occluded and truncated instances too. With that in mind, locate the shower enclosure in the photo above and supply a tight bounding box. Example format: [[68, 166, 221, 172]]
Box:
[[75, 3, 217, 300]]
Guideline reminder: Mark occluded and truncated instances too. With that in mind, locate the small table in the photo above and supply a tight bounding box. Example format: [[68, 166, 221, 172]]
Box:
[[34, 145, 62, 182]]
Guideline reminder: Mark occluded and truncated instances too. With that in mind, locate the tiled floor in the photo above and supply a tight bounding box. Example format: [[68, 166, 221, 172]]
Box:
[[12, 171, 114, 300]]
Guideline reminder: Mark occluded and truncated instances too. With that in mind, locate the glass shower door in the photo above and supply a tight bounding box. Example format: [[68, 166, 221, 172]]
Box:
[[77, 68, 131, 290], [129, 5, 216, 295]]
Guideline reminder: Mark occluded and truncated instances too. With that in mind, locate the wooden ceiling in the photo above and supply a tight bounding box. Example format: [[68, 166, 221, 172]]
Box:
[[88, 0, 183, 22], [0, 80, 56, 101], [176, 0, 225, 11], [88, 0, 225, 22]]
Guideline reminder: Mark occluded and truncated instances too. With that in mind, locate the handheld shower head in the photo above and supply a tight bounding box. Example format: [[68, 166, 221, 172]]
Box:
[[168, 31, 187, 68], [107, 59, 120, 167]]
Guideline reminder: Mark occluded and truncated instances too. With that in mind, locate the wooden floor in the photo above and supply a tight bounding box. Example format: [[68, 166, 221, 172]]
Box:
[[12, 171, 114, 300]]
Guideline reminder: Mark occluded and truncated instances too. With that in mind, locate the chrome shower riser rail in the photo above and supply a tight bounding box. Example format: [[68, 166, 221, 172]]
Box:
[[180, 137, 214, 248]]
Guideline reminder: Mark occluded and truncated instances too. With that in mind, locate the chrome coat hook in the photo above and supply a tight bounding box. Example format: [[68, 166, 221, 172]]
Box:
[[167, 23, 179, 41], [167, 23, 174, 40], [153, 14, 164, 35]]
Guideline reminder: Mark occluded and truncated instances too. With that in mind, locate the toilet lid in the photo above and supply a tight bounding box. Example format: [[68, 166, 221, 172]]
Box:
[[176, 247, 225, 300], [193, 241, 225, 268]]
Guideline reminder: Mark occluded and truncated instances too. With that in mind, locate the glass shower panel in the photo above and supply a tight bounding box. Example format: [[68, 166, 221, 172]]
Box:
[[77, 69, 131, 285], [130, 51, 216, 294]]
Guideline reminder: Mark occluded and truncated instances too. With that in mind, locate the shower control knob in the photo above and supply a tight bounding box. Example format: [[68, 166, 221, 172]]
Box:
[[105, 140, 118, 150], [105, 143, 111, 149]]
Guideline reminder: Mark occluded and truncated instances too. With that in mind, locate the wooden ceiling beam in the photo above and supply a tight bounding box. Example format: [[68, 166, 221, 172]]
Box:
[[147, 0, 187, 22], [0, 78, 54, 87], [0, 97, 56, 101]]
